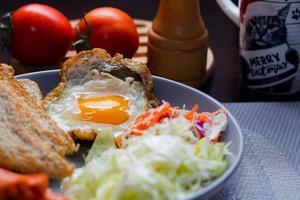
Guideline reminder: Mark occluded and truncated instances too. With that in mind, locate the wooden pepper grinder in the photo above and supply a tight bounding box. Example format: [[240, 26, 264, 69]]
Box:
[[147, 0, 208, 87]]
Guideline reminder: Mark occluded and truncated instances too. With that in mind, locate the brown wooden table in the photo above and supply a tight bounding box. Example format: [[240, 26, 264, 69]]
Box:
[[1, 0, 300, 102]]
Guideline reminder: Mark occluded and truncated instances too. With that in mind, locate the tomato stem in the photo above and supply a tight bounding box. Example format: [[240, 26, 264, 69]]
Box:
[[83, 14, 93, 34], [73, 15, 93, 51]]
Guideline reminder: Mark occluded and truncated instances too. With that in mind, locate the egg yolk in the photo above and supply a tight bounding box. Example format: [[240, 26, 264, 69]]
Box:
[[78, 96, 129, 125]]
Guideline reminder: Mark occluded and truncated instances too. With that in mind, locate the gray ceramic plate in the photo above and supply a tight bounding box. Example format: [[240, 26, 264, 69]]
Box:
[[16, 70, 243, 200]]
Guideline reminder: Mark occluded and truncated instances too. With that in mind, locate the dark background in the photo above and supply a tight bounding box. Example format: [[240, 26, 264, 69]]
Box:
[[1, 0, 299, 102]]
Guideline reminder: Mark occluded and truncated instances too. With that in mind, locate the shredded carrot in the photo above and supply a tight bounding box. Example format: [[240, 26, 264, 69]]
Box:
[[115, 102, 220, 147], [130, 131, 143, 137], [130, 102, 172, 132], [131, 102, 202, 133], [197, 113, 211, 123], [184, 104, 199, 121], [149, 102, 171, 126], [134, 122, 148, 131], [134, 111, 152, 124]]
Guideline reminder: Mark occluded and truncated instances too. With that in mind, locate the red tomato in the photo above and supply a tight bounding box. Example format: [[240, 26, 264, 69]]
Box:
[[11, 4, 73, 65], [76, 7, 139, 58]]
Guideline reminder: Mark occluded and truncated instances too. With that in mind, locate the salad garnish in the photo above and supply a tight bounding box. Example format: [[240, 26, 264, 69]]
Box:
[[115, 102, 227, 148], [62, 101, 230, 200]]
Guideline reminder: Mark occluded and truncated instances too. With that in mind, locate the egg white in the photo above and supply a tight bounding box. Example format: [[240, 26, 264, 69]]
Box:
[[47, 73, 148, 133]]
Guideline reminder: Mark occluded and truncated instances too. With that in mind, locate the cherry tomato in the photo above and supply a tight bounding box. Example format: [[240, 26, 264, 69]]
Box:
[[10, 4, 73, 65], [75, 7, 139, 58]]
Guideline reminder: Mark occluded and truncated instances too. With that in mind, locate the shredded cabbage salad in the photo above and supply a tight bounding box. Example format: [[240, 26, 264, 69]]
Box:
[[62, 102, 230, 200]]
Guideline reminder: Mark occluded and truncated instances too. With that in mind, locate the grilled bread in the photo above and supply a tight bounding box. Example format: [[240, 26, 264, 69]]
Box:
[[43, 48, 159, 140], [0, 65, 76, 155], [18, 79, 43, 106], [0, 63, 43, 105], [0, 63, 14, 76], [0, 64, 77, 178]]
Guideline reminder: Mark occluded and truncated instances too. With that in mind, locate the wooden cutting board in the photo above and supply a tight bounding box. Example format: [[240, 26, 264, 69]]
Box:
[[12, 19, 214, 86]]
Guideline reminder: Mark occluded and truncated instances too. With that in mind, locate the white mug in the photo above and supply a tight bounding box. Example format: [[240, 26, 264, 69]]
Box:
[[215, 0, 240, 26], [216, 0, 300, 95]]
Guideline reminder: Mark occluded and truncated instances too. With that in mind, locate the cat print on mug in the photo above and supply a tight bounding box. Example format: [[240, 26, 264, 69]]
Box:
[[240, 2, 300, 94]]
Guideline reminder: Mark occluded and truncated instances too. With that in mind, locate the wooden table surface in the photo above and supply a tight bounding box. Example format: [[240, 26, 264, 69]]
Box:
[[1, 0, 300, 102]]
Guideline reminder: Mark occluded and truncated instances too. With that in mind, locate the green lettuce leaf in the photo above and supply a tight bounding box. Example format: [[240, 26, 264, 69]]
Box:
[[85, 130, 115, 163]]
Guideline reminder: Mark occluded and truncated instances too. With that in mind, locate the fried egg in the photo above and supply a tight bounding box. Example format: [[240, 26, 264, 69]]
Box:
[[47, 73, 149, 139], [44, 48, 158, 140]]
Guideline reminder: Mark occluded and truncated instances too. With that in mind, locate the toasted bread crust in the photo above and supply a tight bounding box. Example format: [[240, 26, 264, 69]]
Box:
[[43, 48, 159, 140], [0, 65, 77, 156], [43, 82, 65, 109], [61, 48, 111, 83], [18, 79, 43, 106], [44, 48, 159, 108], [0, 66, 76, 178], [0, 63, 14, 77], [0, 64, 44, 106], [0, 110, 74, 179], [69, 129, 97, 141]]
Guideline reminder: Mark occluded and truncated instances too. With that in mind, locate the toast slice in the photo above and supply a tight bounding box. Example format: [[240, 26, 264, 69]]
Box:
[[0, 98, 74, 178], [0, 63, 14, 77], [43, 48, 159, 140], [0, 82, 74, 178], [18, 79, 43, 106], [0, 64, 77, 178], [0, 64, 77, 156], [0, 64, 43, 105]]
